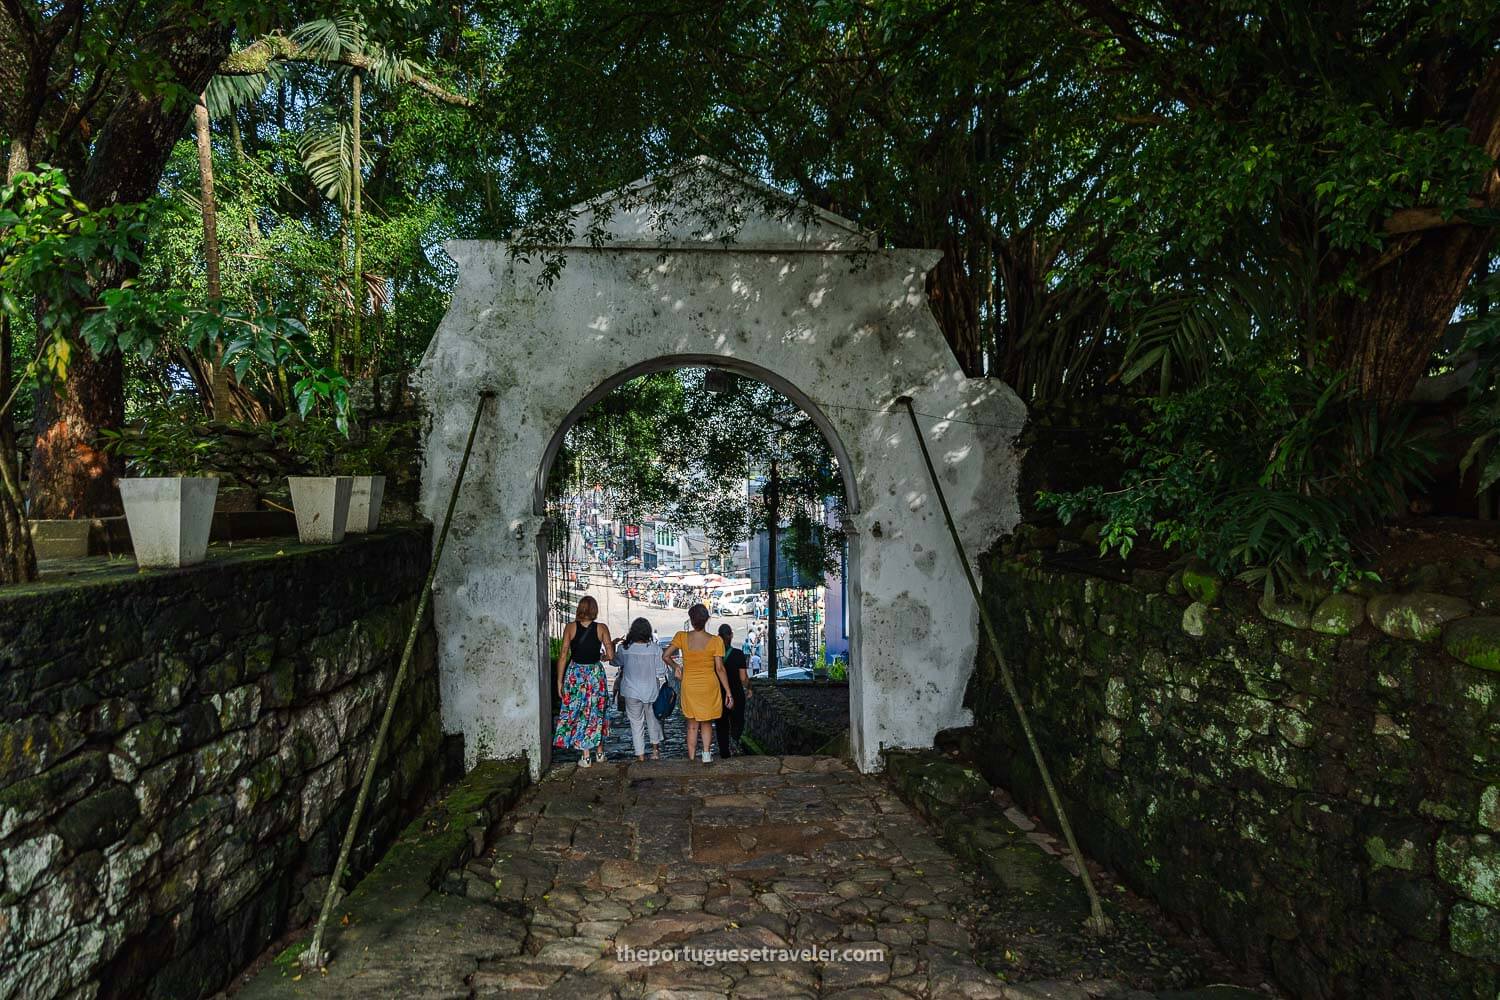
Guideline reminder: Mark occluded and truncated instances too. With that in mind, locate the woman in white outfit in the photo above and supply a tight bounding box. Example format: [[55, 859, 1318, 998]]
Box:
[[613, 617, 667, 760]]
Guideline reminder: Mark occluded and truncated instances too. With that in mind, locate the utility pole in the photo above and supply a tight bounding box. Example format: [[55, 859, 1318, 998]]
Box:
[[766, 458, 779, 682]]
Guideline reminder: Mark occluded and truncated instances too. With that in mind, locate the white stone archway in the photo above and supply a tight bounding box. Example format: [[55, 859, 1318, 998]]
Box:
[[416, 160, 1025, 775]]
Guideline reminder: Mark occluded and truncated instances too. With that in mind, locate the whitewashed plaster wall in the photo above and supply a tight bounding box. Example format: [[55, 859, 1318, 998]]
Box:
[[416, 169, 1026, 776]]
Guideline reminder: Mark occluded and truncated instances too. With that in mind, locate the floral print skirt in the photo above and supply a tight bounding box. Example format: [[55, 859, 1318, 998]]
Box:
[[553, 661, 607, 751]]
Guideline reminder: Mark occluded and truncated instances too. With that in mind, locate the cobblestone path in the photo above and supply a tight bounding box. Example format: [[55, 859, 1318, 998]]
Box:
[[243, 755, 1258, 999], [467, 754, 1014, 998]]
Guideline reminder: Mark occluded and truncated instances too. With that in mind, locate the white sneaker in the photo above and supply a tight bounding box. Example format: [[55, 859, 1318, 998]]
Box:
[[578, 755, 592, 768], [700, 750, 712, 763]]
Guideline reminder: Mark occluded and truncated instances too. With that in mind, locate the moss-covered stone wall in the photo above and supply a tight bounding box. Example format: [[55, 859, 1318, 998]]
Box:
[[0, 527, 443, 1000], [742, 680, 849, 755], [971, 553, 1500, 999]]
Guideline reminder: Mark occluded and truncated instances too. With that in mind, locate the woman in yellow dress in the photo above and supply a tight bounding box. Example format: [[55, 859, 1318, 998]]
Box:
[[663, 603, 733, 763]]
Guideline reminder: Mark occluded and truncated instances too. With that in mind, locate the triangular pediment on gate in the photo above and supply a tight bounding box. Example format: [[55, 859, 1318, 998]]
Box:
[[559, 156, 874, 251]]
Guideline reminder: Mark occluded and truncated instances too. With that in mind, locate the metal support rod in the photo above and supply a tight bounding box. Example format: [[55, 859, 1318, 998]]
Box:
[[897, 396, 1114, 937], [766, 458, 778, 682], [303, 390, 494, 969]]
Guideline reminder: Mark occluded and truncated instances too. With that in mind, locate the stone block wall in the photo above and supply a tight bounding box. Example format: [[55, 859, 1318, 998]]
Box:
[[971, 553, 1499, 999], [742, 680, 849, 755], [0, 527, 444, 1000]]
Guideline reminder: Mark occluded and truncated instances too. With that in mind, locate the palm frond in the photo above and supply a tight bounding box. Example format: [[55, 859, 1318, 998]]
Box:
[[1119, 288, 1247, 393], [365, 273, 391, 311], [205, 67, 282, 117], [1119, 262, 1293, 393], [298, 124, 354, 212], [290, 16, 364, 61], [360, 40, 425, 89]]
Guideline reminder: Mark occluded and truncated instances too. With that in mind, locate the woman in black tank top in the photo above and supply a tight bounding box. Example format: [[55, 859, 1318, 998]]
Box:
[[552, 596, 614, 765], [570, 620, 603, 663]]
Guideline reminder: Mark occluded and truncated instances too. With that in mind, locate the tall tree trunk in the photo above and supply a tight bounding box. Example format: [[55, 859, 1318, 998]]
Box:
[[194, 93, 235, 420], [2, 141, 38, 582], [1319, 227, 1497, 405], [926, 233, 982, 376], [350, 67, 364, 376], [26, 23, 233, 518], [195, 96, 223, 300], [1320, 56, 1500, 405], [27, 346, 125, 518], [228, 111, 262, 241], [333, 223, 347, 369], [996, 238, 1042, 396], [0, 315, 36, 584]]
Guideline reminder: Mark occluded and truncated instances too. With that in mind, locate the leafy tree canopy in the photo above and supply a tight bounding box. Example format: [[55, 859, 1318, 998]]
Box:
[[552, 369, 847, 579]]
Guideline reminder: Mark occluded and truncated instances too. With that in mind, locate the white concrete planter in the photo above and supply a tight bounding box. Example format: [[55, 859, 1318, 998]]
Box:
[[119, 477, 219, 568], [288, 476, 353, 544], [345, 475, 386, 534]]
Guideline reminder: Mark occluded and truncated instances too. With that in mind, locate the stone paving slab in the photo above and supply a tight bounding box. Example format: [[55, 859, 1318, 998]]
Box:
[[235, 755, 1268, 999]]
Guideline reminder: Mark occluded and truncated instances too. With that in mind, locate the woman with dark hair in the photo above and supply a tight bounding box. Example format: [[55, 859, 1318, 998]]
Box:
[[615, 617, 667, 760], [716, 624, 751, 757], [664, 603, 733, 763], [553, 595, 614, 766]]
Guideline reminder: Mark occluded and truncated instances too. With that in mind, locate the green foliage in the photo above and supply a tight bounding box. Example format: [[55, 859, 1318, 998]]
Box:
[[0, 167, 349, 426], [826, 655, 848, 682], [7, 0, 1496, 590], [269, 416, 347, 476], [552, 368, 846, 580], [102, 403, 404, 481], [466, 0, 1497, 406], [0, 168, 155, 392], [336, 418, 415, 476], [1040, 351, 1436, 595], [100, 399, 219, 477], [1454, 269, 1500, 492], [1116, 263, 1296, 394], [1092, 4, 1499, 292]]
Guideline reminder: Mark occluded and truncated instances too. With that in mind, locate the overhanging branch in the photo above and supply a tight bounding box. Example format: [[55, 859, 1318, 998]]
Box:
[[1382, 197, 1488, 235], [219, 34, 472, 107]]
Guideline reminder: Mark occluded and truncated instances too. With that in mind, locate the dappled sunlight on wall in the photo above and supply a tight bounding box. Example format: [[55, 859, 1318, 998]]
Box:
[[418, 160, 1026, 775]]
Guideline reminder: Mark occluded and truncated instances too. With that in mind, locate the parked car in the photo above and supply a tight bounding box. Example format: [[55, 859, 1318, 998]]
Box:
[[715, 593, 756, 617]]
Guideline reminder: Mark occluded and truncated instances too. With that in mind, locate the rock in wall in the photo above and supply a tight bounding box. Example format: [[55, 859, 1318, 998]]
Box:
[[0, 527, 444, 1000], [970, 553, 1500, 999]]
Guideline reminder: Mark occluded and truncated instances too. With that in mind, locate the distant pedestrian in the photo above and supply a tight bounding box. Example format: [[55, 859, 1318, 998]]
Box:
[[664, 604, 733, 763], [716, 624, 751, 757], [553, 596, 614, 767], [615, 617, 667, 760]]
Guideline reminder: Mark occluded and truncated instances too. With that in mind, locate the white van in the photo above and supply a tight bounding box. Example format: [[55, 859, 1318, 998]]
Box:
[[710, 578, 751, 603], [716, 592, 757, 617]]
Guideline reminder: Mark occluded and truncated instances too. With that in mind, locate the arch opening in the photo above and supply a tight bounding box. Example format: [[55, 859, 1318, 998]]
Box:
[[531, 356, 863, 772], [533, 354, 861, 517]]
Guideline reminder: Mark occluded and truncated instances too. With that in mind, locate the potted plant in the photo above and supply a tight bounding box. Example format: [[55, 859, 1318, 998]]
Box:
[[278, 416, 352, 544], [338, 422, 403, 534], [103, 409, 219, 568]]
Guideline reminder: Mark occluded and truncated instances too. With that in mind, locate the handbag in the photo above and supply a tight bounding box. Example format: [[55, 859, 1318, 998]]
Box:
[[652, 679, 677, 720]]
